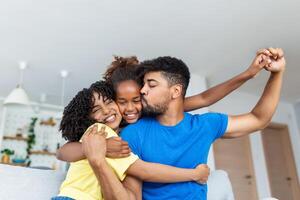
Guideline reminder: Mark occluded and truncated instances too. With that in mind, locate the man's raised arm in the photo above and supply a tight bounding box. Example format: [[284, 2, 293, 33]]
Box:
[[223, 48, 285, 138]]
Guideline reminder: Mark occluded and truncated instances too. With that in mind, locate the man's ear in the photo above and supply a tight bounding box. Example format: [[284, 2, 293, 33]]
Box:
[[171, 84, 183, 99]]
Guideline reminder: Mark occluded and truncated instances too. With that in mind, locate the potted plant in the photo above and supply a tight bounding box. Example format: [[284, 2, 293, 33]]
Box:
[[26, 117, 37, 165], [1, 148, 15, 163]]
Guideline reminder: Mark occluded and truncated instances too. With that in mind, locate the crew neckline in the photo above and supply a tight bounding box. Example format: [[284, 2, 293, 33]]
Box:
[[154, 112, 189, 129]]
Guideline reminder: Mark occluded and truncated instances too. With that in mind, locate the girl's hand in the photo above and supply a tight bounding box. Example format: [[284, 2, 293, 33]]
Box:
[[106, 137, 131, 158]]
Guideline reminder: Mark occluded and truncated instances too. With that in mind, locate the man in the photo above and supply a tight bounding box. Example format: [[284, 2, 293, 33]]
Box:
[[83, 48, 285, 200]]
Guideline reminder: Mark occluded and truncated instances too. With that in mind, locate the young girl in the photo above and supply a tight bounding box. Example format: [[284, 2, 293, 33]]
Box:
[[53, 81, 210, 200]]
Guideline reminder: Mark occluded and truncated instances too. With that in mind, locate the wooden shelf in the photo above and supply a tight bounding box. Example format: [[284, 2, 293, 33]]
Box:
[[3, 135, 27, 141], [0, 162, 27, 167], [29, 150, 56, 156]]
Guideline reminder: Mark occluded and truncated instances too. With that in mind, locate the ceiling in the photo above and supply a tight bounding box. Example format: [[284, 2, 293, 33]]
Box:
[[0, 0, 299, 105]]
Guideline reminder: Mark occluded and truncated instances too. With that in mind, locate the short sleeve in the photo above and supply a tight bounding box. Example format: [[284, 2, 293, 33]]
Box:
[[105, 153, 139, 181], [79, 123, 119, 141], [204, 113, 228, 141], [121, 124, 142, 158]]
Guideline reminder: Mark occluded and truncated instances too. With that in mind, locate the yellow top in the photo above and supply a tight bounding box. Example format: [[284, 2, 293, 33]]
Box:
[[58, 123, 139, 200]]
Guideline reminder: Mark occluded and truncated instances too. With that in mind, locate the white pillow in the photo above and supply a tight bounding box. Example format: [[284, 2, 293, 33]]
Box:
[[0, 164, 234, 200], [207, 170, 235, 200], [0, 164, 66, 200]]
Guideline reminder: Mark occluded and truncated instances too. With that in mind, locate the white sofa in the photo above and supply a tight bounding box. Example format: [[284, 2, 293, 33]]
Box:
[[0, 164, 234, 200]]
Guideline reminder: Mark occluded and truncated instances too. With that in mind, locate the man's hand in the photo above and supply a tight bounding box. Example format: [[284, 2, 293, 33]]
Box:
[[256, 48, 286, 73], [264, 48, 286, 73], [194, 164, 210, 184], [106, 137, 131, 158], [247, 47, 285, 78], [82, 125, 107, 166]]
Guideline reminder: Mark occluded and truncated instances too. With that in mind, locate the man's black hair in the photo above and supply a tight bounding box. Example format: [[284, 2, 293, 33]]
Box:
[[138, 56, 190, 97]]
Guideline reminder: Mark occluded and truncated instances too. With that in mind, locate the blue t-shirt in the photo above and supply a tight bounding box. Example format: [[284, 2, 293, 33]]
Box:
[[121, 112, 228, 200]]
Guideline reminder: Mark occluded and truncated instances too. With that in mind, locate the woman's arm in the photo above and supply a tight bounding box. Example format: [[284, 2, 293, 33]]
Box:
[[184, 62, 265, 112], [122, 176, 142, 200], [89, 159, 138, 200], [82, 125, 139, 200], [126, 159, 209, 184]]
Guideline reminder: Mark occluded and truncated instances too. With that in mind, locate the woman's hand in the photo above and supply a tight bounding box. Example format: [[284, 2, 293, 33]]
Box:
[[82, 125, 108, 165], [194, 164, 210, 184]]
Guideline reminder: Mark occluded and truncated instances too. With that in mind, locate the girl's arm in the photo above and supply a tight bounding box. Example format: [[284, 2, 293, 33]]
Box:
[[56, 142, 84, 162], [126, 159, 209, 184], [184, 65, 263, 112], [56, 138, 130, 162]]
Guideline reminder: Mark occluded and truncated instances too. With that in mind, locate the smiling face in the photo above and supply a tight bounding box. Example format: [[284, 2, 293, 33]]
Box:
[[89, 92, 122, 132], [115, 80, 142, 124]]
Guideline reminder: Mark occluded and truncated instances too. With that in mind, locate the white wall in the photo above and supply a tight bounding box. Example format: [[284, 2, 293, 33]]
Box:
[[209, 91, 300, 199], [294, 102, 300, 131], [0, 98, 5, 147]]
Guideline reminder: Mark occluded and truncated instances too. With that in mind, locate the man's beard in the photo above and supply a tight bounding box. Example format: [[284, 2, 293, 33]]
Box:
[[142, 97, 169, 117]]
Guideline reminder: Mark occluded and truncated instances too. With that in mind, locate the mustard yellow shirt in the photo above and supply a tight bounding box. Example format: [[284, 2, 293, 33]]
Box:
[[58, 123, 139, 200]]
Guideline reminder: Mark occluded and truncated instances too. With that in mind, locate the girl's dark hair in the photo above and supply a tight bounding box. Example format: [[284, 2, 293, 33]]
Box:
[[59, 81, 115, 142], [103, 56, 142, 90]]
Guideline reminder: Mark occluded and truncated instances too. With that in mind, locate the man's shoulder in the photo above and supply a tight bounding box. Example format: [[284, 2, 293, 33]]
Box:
[[187, 112, 213, 119], [187, 112, 228, 123], [189, 112, 226, 117]]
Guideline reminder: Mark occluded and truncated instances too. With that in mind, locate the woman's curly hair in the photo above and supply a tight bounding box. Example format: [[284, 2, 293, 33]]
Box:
[[59, 80, 115, 142], [103, 56, 142, 90]]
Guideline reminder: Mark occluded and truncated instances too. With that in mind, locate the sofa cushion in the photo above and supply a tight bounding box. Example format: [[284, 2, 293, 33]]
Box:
[[207, 170, 234, 200], [0, 164, 66, 200], [0, 164, 234, 200]]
